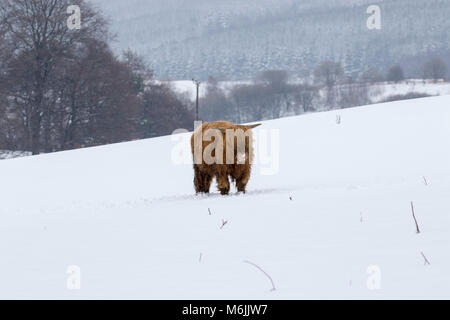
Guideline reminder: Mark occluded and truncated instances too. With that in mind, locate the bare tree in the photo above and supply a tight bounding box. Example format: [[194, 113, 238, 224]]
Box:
[[337, 82, 370, 108], [256, 69, 289, 89], [200, 79, 235, 122], [314, 61, 344, 107], [314, 61, 344, 89], [55, 41, 142, 149], [0, 0, 194, 154], [292, 84, 319, 113], [387, 64, 405, 83], [423, 58, 448, 83], [361, 67, 384, 83], [0, 0, 107, 154], [141, 84, 194, 138], [122, 49, 154, 94]]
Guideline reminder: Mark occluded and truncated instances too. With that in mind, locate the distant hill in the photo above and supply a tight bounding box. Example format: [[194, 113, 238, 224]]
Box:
[[90, 0, 450, 80]]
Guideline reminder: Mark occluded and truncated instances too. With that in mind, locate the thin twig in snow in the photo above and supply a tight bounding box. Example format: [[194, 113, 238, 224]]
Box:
[[243, 260, 276, 292], [220, 219, 228, 229], [199, 253, 203, 263], [421, 252, 431, 265], [423, 176, 428, 186], [411, 201, 421, 234], [208, 208, 212, 215]]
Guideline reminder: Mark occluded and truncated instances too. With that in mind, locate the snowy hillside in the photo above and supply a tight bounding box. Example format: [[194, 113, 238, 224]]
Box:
[[0, 96, 449, 299]]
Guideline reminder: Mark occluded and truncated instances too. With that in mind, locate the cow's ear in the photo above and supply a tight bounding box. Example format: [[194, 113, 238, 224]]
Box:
[[246, 123, 262, 129]]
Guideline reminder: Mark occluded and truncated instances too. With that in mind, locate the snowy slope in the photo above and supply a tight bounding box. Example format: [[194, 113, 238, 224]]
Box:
[[0, 96, 449, 299]]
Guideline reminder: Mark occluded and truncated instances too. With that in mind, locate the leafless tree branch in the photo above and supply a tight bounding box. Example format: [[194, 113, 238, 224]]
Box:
[[411, 201, 421, 234], [421, 252, 431, 265]]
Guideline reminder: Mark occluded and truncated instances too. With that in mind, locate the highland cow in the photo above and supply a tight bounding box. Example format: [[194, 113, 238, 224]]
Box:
[[191, 121, 261, 195]]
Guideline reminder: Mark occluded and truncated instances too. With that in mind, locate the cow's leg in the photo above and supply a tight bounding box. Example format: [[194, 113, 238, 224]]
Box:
[[216, 173, 230, 195], [194, 166, 205, 193], [193, 166, 203, 193], [194, 166, 213, 194], [201, 171, 213, 193], [236, 168, 251, 193]]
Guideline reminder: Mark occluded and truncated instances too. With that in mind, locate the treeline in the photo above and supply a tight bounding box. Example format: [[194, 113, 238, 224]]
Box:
[[99, 0, 450, 80], [200, 71, 318, 123], [199, 58, 448, 123], [0, 0, 193, 155]]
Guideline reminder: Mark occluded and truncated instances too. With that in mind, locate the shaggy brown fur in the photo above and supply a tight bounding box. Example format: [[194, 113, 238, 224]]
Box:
[[191, 121, 261, 195]]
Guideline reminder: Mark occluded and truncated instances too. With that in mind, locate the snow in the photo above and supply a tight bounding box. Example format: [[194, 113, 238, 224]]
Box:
[[160, 80, 252, 100], [0, 96, 449, 299], [166, 79, 450, 103], [370, 80, 450, 102], [0, 150, 31, 160]]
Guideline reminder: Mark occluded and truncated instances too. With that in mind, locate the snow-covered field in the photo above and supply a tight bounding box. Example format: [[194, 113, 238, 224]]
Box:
[[161, 80, 252, 101], [370, 80, 450, 102], [0, 96, 449, 299], [166, 79, 450, 103]]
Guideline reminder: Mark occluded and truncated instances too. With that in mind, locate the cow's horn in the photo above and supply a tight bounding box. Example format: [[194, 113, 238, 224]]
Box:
[[246, 123, 262, 129]]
